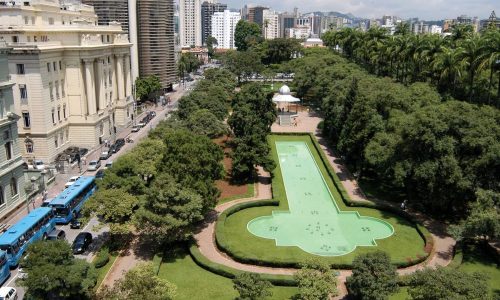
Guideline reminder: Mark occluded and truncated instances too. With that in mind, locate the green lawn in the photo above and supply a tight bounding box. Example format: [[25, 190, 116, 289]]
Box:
[[94, 252, 119, 290], [458, 243, 500, 297], [217, 135, 426, 267], [158, 250, 298, 300]]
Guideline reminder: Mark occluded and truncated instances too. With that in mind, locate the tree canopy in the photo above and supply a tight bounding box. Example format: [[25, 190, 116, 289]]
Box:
[[346, 251, 398, 300], [135, 75, 162, 103], [232, 273, 272, 300], [18, 240, 97, 300], [234, 20, 262, 51], [294, 259, 338, 300]]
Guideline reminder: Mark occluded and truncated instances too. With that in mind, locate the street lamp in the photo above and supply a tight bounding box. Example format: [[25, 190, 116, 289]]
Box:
[[28, 176, 37, 213]]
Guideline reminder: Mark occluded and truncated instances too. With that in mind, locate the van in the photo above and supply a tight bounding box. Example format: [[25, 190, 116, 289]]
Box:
[[0, 287, 17, 300], [47, 229, 66, 241]]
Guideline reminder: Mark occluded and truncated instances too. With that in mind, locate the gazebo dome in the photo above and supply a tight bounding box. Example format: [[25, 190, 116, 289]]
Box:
[[279, 85, 291, 95]]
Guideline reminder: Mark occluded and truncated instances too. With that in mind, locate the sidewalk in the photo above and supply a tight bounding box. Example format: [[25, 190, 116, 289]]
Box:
[[2, 84, 185, 227]]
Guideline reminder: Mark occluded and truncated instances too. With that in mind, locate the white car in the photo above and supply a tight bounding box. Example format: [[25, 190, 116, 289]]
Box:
[[64, 176, 80, 188], [34, 160, 45, 170], [87, 160, 101, 171], [0, 287, 17, 300], [104, 161, 113, 169], [131, 125, 141, 132]]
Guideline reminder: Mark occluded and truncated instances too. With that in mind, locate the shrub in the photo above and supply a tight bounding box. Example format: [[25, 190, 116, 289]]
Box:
[[94, 247, 110, 269]]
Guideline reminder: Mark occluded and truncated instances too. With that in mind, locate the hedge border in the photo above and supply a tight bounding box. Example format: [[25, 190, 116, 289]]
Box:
[[214, 133, 433, 269], [189, 244, 297, 286]]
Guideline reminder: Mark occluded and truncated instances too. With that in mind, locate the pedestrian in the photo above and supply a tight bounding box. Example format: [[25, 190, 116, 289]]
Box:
[[42, 190, 48, 201]]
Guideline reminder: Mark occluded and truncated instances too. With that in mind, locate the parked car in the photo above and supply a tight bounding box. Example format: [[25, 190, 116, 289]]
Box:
[[0, 287, 17, 300], [99, 150, 111, 160], [70, 219, 82, 229], [131, 125, 141, 132], [104, 161, 113, 169], [34, 160, 45, 170], [95, 169, 105, 179], [87, 160, 101, 171], [72, 232, 92, 254], [47, 229, 66, 241], [112, 139, 125, 153], [64, 176, 80, 188]]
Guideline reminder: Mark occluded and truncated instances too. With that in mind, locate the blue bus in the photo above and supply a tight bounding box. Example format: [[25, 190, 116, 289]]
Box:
[[0, 251, 10, 284], [49, 176, 96, 224], [0, 207, 55, 267]]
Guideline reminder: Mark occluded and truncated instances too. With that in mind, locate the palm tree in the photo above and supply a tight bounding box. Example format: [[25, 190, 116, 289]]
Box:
[[394, 22, 411, 36], [460, 36, 483, 103], [477, 29, 500, 104], [432, 46, 465, 95]]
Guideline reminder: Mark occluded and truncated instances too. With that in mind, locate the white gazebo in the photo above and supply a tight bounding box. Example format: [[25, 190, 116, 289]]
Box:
[[273, 85, 300, 126]]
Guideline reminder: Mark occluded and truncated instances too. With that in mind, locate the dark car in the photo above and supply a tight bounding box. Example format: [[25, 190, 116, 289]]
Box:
[[112, 139, 125, 153], [78, 148, 88, 157], [95, 169, 105, 179], [70, 219, 82, 229], [72, 232, 92, 254], [64, 146, 79, 155], [47, 229, 66, 241]]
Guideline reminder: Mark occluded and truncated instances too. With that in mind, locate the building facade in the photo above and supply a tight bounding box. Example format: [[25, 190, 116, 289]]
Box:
[[137, 0, 177, 89], [81, 0, 139, 83], [279, 12, 295, 38], [0, 42, 27, 220], [179, 0, 201, 47], [0, 0, 134, 163], [262, 9, 279, 40], [211, 10, 240, 49], [201, 1, 227, 45]]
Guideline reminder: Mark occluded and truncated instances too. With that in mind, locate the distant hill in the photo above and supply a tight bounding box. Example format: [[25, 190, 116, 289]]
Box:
[[307, 11, 360, 20]]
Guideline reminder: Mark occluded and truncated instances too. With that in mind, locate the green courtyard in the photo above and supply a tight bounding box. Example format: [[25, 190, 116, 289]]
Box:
[[216, 135, 428, 267]]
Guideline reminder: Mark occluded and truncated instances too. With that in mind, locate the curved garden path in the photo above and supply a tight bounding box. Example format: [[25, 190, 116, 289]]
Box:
[[194, 110, 456, 299]]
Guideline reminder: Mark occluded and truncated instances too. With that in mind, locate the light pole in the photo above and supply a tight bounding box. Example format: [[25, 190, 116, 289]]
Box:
[[28, 176, 37, 213]]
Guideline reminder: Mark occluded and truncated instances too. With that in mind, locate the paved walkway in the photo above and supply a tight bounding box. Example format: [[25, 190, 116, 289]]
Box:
[[194, 110, 456, 299]]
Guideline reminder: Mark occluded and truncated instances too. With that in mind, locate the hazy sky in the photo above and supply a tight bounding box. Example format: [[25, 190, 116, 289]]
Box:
[[221, 0, 498, 20]]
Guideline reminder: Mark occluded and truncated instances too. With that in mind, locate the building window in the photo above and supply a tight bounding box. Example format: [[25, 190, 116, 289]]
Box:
[[51, 109, 55, 124], [3, 130, 9, 140], [12, 36, 18, 43], [63, 105, 66, 119], [109, 73, 112, 86], [59, 61, 62, 70], [99, 123, 104, 135], [19, 84, 28, 100], [48, 17, 54, 25], [10, 178, 17, 197], [55, 81, 60, 99], [54, 137, 58, 148], [0, 187, 4, 206], [53, 61, 57, 71], [107, 56, 110, 64], [110, 92, 112, 103], [57, 107, 61, 121], [104, 72, 107, 88], [31, 16, 35, 24], [47, 62, 51, 72], [22, 112, 30, 128], [49, 82, 54, 101], [24, 16, 29, 24], [61, 79, 65, 97], [16, 64, 25, 74], [25, 141, 33, 153], [5, 142, 12, 160]]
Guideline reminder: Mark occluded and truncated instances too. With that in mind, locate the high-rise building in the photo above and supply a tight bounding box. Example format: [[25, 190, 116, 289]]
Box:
[[486, 10, 500, 29], [262, 9, 279, 40], [0, 0, 134, 163], [137, 0, 177, 89], [0, 41, 26, 220], [212, 10, 241, 49], [279, 12, 295, 38], [179, 0, 202, 47], [242, 4, 268, 27], [201, 1, 227, 45]]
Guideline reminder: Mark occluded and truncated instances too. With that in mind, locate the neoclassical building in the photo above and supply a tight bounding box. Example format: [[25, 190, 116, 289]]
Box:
[[0, 41, 26, 220], [0, 0, 134, 163]]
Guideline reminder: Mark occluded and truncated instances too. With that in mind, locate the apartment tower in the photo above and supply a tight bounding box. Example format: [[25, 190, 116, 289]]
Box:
[[137, 0, 176, 89], [201, 1, 227, 45], [211, 10, 241, 49], [179, 0, 202, 47]]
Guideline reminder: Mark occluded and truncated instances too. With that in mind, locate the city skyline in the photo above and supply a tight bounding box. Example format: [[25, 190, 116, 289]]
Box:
[[218, 0, 496, 20]]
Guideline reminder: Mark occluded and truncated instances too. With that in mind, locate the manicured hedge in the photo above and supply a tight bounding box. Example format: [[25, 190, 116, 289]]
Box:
[[215, 133, 433, 269], [94, 247, 110, 269], [189, 244, 297, 286]]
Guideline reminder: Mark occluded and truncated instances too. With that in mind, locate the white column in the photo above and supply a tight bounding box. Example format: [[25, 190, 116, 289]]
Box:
[[125, 55, 132, 98], [111, 55, 118, 103], [84, 59, 97, 115], [98, 59, 105, 110], [116, 54, 125, 100]]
